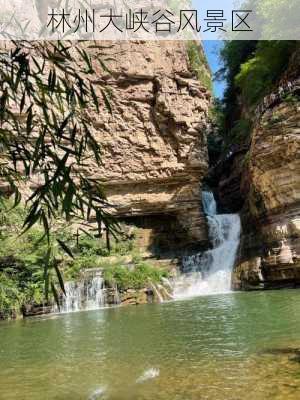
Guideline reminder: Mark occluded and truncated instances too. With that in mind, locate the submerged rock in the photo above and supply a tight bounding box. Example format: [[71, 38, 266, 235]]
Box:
[[261, 348, 300, 363], [22, 304, 52, 318]]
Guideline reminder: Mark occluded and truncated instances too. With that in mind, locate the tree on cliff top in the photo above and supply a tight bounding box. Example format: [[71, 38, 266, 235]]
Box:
[[0, 41, 117, 304]]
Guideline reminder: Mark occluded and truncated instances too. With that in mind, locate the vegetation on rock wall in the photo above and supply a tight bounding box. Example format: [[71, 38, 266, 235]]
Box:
[[235, 41, 297, 106], [211, 40, 298, 155], [187, 41, 212, 91], [103, 263, 168, 291], [216, 41, 257, 129]]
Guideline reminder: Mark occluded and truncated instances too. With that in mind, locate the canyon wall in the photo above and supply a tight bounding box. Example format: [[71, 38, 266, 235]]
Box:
[[227, 52, 300, 289], [83, 41, 211, 255]]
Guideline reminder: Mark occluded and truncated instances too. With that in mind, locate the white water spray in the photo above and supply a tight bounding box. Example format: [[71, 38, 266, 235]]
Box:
[[173, 191, 241, 299], [59, 270, 106, 313], [136, 368, 160, 383]]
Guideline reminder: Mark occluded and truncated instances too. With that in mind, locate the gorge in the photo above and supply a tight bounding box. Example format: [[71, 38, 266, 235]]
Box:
[[214, 45, 300, 291], [1, 39, 299, 318], [1, 36, 300, 400], [68, 40, 300, 303]]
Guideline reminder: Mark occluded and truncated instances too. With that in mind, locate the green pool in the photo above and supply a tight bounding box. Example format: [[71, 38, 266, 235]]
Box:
[[1, 290, 300, 400]]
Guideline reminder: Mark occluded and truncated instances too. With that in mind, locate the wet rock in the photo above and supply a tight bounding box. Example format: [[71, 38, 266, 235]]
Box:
[[120, 288, 148, 306], [22, 304, 52, 317]]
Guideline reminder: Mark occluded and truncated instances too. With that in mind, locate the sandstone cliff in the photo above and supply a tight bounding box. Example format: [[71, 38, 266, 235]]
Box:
[[82, 41, 211, 255], [225, 51, 300, 289]]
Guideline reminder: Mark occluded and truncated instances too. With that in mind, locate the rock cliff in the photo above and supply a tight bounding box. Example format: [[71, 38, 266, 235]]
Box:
[[0, 40, 211, 256], [82, 41, 211, 255], [227, 53, 300, 289]]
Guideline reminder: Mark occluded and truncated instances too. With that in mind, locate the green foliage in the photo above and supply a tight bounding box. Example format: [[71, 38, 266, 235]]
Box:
[[241, 151, 251, 169], [218, 41, 257, 85], [0, 41, 120, 300], [235, 41, 297, 106], [0, 201, 169, 316], [103, 262, 168, 291], [216, 39, 297, 149], [257, 0, 299, 40], [209, 99, 225, 131], [0, 41, 116, 237], [63, 228, 147, 282], [0, 273, 44, 319], [187, 41, 212, 91], [217, 40, 257, 129], [283, 93, 300, 104], [207, 99, 226, 163], [227, 119, 253, 145], [0, 202, 52, 315], [0, 273, 23, 318]]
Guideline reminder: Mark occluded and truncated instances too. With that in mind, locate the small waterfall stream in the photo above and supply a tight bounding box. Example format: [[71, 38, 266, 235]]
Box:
[[173, 191, 241, 299], [58, 270, 106, 313]]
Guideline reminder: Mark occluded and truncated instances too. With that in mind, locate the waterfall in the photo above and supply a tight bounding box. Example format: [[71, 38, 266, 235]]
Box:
[[202, 190, 217, 216], [58, 270, 106, 313], [173, 191, 241, 299]]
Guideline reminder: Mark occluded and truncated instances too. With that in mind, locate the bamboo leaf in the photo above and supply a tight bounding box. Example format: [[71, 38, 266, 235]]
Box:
[[57, 239, 74, 259], [101, 89, 112, 114], [54, 262, 66, 296], [51, 282, 60, 310], [20, 90, 26, 113], [26, 105, 33, 134], [90, 83, 99, 113]]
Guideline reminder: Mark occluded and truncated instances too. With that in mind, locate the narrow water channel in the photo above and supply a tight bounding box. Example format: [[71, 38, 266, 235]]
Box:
[[173, 191, 241, 299]]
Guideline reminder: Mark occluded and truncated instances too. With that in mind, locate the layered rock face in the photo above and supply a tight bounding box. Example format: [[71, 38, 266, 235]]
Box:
[[232, 79, 300, 289], [82, 41, 211, 255]]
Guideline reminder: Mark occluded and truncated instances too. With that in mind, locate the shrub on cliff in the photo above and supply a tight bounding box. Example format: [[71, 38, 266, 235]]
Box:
[[103, 263, 168, 291], [235, 41, 297, 106]]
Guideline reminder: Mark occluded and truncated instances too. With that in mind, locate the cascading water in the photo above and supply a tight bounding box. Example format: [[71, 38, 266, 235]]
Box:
[[173, 191, 241, 299], [54, 191, 239, 311], [58, 270, 106, 313]]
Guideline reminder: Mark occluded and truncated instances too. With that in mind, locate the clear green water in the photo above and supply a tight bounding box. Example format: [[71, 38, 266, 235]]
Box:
[[1, 290, 300, 400]]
